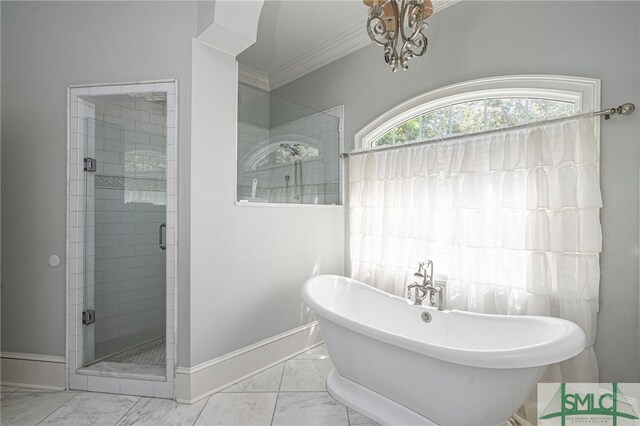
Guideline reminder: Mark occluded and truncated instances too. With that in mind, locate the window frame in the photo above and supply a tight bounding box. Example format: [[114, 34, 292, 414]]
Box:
[[355, 75, 601, 151]]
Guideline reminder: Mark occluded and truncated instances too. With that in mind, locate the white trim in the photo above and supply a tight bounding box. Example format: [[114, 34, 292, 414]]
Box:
[[238, 63, 270, 91], [267, 0, 461, 90], [235, 201, 343, 209], [68, 79, 176, 89], [268, 22, 369, 91], [175, 321, 322, 404], [0, 382, 65, 391], [354, 75, 601, 150], [66, 80, 179, 399], [196, 0, 264, 57], [177, 321, 318, 375], [1, 352, 66, 364], [1, 357, 66, 390], [65, 86, 70, 391]]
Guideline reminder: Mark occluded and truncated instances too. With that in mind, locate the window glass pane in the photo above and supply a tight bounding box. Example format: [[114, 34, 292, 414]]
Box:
[[528, 98, 574, 122], [370, 96, 577, 148], [394, 117, 420, 144], [451, 101, 485, 134], [421, 107, 450, 139], [486, 98, 527, 129], [374, 129, 395, 146]]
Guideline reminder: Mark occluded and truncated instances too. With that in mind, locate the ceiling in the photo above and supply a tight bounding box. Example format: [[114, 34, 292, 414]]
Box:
[[236, 0, 460, 90], [237, 0, 365, 76]]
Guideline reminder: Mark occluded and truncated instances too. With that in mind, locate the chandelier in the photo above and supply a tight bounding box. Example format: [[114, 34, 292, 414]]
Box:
[[364, 0, 433, 71]]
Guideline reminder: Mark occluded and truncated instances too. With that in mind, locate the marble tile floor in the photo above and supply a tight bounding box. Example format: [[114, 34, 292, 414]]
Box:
[[1, 344, 379, 426]]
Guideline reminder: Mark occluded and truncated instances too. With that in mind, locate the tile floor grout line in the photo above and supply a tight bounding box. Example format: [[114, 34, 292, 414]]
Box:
[[3, 387, 19, 398], [269, 360, 288, 425], [35, 391, 82, 425], [220, 360, 283, 393], [112, 395, 143, 426], [6, 345, 364, 426], [191, 394, 212, 426], [222, 390, 330, 394]]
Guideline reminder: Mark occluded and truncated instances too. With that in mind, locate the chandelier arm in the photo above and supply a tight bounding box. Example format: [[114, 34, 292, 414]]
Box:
[[366, 5, 393, 47], [388, 1, 401, 70], [398, 1, 408, 46], [400, 1, 428, 68], [365, 0, 429, 71]]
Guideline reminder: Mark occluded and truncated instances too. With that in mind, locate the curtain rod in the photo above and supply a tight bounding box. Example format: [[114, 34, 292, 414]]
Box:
[[339, 102, 635, 159]]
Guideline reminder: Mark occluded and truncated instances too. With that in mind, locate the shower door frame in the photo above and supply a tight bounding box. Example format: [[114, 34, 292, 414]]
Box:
[[66, 80, 178, 398]]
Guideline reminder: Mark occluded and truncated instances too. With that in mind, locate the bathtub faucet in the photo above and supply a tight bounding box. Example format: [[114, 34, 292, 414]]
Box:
[[408, 261, 445, 310], [408, 282, 429, 306]]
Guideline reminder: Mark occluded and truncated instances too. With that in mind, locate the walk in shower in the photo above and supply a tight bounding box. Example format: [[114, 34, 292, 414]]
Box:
[[237, 83, 342, 205], [83, 94, 167, 377], [68, 82, 176, 397]]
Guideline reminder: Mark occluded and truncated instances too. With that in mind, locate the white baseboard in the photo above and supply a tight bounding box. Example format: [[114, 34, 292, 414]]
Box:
[[0, 381, 65, 391], [1, 352, 66, 390], [175, 321, 322, 404]]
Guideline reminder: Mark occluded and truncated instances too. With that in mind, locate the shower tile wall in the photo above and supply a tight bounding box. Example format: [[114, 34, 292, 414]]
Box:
[[237, 123, 270, 201], [237, 109, 341, 204], [92, 99, 166, 360], [270, 111, 340, 204]]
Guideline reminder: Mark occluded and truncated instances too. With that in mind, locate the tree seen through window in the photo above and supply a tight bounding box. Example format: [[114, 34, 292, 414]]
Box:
[[373, 97, 575, 147]]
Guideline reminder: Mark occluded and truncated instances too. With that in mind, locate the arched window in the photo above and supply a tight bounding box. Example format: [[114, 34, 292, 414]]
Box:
[[355, 75, 600, 150], [373, 97, 575, 147]]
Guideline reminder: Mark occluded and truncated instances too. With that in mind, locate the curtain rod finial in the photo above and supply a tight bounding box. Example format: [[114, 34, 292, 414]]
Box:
[[619, 103, 635, 116]]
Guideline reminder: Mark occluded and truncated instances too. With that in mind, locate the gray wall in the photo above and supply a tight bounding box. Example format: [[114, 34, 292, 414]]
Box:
[[188, 40, 344, 367], [1, 1, 196, 366], [273, 1, 640, 383], [238, 83, 270, 128]]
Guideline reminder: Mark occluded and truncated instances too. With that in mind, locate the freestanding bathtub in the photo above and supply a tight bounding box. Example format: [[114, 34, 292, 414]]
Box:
[[302, 275, 586, 426]]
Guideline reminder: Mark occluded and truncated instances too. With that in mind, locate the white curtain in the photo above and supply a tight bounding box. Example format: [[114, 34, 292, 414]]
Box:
[[349, 117, 601, 412]]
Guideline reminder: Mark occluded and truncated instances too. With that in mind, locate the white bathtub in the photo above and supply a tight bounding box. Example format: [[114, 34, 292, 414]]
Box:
[[302, 275, 586, 426]]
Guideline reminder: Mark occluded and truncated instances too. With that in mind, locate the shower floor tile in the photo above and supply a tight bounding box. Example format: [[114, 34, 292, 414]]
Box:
[[77, 337, 167, 381], [104, 337, 165, 366]]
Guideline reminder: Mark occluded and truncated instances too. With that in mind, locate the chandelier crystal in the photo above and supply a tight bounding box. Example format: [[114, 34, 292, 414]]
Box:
[[364, 0, 433, 71]]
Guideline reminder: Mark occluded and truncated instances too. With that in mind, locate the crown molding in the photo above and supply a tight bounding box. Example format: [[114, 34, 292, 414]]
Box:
[[238, 63, 270, 91], [434, 0, 462, 14], [266, 0, 461, 90], [268, 20, 369, 90]]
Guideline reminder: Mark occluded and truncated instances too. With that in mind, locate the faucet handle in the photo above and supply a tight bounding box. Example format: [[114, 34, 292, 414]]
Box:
[[407, 282, 417, 300]]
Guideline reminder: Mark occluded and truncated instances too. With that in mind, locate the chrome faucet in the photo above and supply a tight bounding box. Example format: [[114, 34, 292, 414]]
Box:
[[407, 261, 445, 310]]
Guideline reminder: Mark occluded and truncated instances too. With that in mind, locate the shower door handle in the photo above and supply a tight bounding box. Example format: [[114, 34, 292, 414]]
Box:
[[159, 223, 166, 251]]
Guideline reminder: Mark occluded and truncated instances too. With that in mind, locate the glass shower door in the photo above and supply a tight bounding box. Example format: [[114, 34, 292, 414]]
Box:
[[82, 96, 167, 371]]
